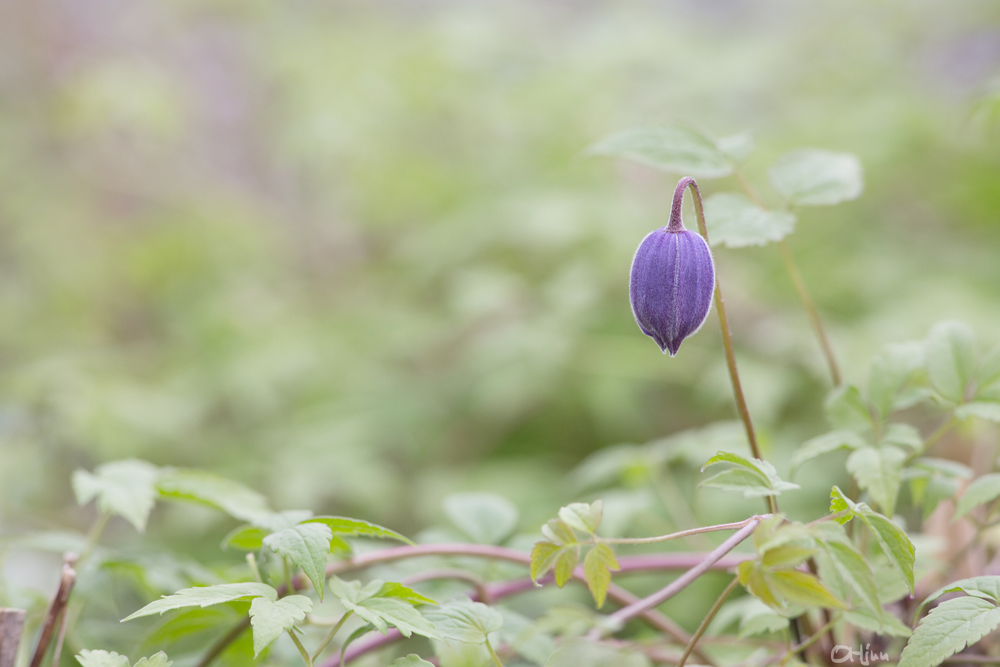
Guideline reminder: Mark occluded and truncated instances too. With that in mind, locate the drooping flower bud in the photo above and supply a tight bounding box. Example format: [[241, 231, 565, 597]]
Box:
[[629, 179, 715, 356]]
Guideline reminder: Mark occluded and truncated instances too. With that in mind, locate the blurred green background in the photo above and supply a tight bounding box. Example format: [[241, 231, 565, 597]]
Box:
[[2, 0, 1000, 638]]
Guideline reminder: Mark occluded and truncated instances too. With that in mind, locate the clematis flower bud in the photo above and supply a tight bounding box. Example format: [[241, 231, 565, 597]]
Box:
[[629, 180, 716, 356]]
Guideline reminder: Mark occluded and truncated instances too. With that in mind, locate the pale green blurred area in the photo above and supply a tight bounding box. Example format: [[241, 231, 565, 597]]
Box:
[[1, 0, 1000, 651]]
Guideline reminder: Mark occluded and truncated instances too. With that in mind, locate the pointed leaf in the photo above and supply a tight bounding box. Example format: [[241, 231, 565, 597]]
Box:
[[249, 595, 312, 657], [899, 596, 1000, 667], [156, 468, 271, 524], [73, 459, 160, 532], [768, 150, 863, 205], [303, 516, 412, 545], [920, 576, 1000, 611], [868, 342, 926, 420], [555, 546, 580, 587], [791, 431, 866, 475], [328, 577, 441, 641], [856, 511, 915, 593], [825, 385, 873, 432], [955, 401, 1000, 423], [955, 474, 1000, 520], [768, 570, 846, 609], [221, 525, 268, 551], [846, 445, 905, 515], [76, 651, 131, 667], [586, 125, 733, 178], [703, 193, 796, 247], [558, 501, 603, 535], [583, 543, 620, 608], [925, 321, 976, 404], [122, 583, 277, 621], [133, 653, 172, 667], [422, 599, 503, 644], [391, 657, 435, 667], [262, 524, 333, 601]]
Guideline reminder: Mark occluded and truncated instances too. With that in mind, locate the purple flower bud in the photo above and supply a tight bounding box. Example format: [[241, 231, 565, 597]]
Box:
[[629, 188, 715, 356]]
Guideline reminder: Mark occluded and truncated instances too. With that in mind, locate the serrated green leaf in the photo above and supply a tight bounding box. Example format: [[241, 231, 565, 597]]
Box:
[[817, 537, 882, 614], [899, 596, 1000, 667], [920, 576, 1000, 611], [762, 545, 816, 570], [441, 493, 519, 545], [703, 193, 796, 247], [540, 519, 577, 546], [303, 516, 413, 545], [868, 342, 925, 420], [555, 546, 580, 587], [531, 541, 562, 583], [583, 542, 619, 609], [558, 501, 603, 535], [423, 599, 503, 645], [856, 511, 914, 593], [586, 125, 733, 178], [73, 459, 160, 532], [739, 562, 782, 610], [825, 385, 873, 433], [701, 451, 799, 497], [847, 445, 905, 515], [843, 607, 912, 637], [925, 321, 976, 404], [76, 651, 131, 667], [791, 430, 866, 475], [955, 474, 1000, 520], [248, 595, 312, 657], [221, 525, 268, 551], [956, 401, 1000, 422], [829, 485, 855, 521], [769, 570, 846, 609], [156, 468, 271, 524], [328, 577, 441, 641], [768, 149, 863, 205], [391, 656, 435, 667], [262, 523, 332, 600], [132, 653, 172, 667], [122, 583, 277, 621]]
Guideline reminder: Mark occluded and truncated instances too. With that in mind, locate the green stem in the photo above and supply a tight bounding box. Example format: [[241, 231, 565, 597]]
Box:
[[678, 177, 777, 515], [733, 170, 842, 386], [775, 614, 839, 666], [79, 512, 110, 568], [484, 638, 504, 667], [925, 416, 958, 451], [311, 611, 353, 663], [603, 517, 760, 545], [247, 553, 263, 584], [677, 577, 740, 667], [289, 629, 314, 667]]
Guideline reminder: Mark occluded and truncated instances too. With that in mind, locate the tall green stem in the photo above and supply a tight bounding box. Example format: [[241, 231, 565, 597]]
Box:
[[485, 638, 505, 667], [676, 177, 777, 514], [311, 611, 353, 663], [733, 170, 842, 386], [289, 629, 314, 667], [676, 577, 740, 667]]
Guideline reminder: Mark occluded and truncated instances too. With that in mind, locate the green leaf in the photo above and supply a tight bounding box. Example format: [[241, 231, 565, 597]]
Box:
[[768, 570, 846, 609], [262, 523, 333, 600], [955, 474, 1000, 520], [978, 342, 1000, 390], [738, 561, 782, 610], [76, 651, 131, 667], [583, 542, 620, 609], [899, 596, 1000, 667], [767, 149, 863, 205], [586, 125, 733, 178], [328, 577, 441, 640], [248, 595, 312, 657], [544, 638, 651, 667], [303, 516, 413, 545], [829, 485, 854, 521], [701, 451, 799, 497], [442, 493, 519, 545], [703, 193, 796, 247], [132, 653, 172, 667], [920, 576, 1000, 611], [846, 445, 905, 515], [558, 501, 603, 535], [816, 534, 882, 614], [390, 656, 435, 667], [761, 545, 816, 570], [540, 518, 577, 546], [955, 401, 1000, 422], [825, 385, 873, 432], [925, 321, 976, 404], [856, 511, 915, 593], [221, 525, 268, 551], [122, 583, 277, 621], [423, 599, 503, 644], [73, 459, 160, 532], [881, 423, 924, 452], [791, 430, 866, 475], [156, 468, 271, 524], [868, 342, 925, 420]]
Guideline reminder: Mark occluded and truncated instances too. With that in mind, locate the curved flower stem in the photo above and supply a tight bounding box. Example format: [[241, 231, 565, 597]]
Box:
[[676, 576, 740, 667], [733, 170, 842, 386], [675, 177, 776, 514]]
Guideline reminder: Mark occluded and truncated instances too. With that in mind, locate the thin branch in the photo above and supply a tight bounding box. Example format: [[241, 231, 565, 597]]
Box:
[[600, 514, 766, 633], [0, 609, 26, 667], [676, 577, 740, 667], [675, 177, 776, 514], [194, 619, 249, 667], [29, 553, 77, 667], [603, 517, 762, 545]]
